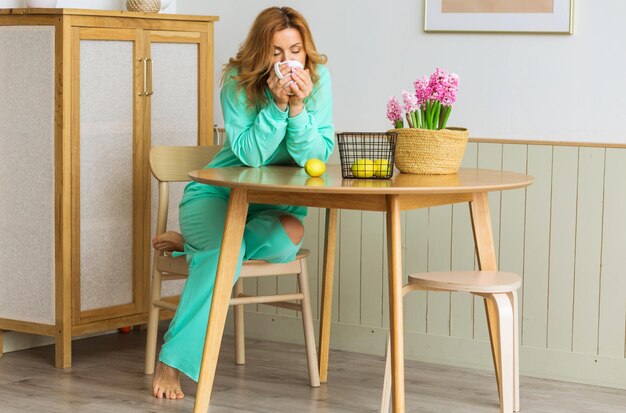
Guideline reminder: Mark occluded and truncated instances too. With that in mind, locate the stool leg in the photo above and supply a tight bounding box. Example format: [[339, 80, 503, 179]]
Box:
[[511, 291, 520, 412], [234, 278, 245, 365], [145, 265, 163, 375], [297, 259, 320, 387], [381, 335, 392, 413], [488, 293, 515, 413], [485, 297, 502, 402]]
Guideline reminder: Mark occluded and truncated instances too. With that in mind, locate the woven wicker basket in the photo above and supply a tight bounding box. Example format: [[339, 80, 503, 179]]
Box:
[[392, 127, 469, 175], [126, 0, 161, 13]]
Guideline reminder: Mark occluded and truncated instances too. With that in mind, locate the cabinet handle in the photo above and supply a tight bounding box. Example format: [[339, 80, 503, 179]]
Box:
[[138, 58, 147, 96], [146, 58, 154, 96]]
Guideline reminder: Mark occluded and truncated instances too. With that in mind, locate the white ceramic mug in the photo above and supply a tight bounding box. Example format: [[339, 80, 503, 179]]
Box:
[[274, 60, 304, 80]]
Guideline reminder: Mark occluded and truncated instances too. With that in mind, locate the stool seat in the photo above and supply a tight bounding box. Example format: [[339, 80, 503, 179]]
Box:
[[409, 271, 521, 294]]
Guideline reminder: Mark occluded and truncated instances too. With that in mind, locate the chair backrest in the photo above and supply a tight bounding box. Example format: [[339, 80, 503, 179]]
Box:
[[149, 145, 222, 182], [149, 145, 222, 236]]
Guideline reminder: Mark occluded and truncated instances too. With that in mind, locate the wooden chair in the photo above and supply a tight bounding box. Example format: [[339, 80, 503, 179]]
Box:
[[144, 145, 320, 387], [381, 271, 521, 413]]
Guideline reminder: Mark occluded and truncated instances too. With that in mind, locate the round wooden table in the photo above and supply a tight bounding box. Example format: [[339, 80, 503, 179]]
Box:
[[189, 164, 533, 413]]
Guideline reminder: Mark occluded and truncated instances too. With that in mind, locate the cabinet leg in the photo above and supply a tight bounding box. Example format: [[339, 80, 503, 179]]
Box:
[[55, 327, 71, 368]]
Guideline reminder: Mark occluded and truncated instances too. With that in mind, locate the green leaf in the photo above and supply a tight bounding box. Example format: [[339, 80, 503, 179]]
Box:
[[441, 106, 452, 129]]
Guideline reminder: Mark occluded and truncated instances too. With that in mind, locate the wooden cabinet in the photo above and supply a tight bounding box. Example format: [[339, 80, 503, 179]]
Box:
[[0, 8, 217, 368]]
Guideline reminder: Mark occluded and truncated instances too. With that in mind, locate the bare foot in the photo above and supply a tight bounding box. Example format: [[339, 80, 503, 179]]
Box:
[[152, 231, 184, 253], [152, 361, 185, 399]]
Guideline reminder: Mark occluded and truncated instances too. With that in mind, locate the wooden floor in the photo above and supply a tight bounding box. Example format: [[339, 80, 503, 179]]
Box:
[[1, 327, 625, 413]]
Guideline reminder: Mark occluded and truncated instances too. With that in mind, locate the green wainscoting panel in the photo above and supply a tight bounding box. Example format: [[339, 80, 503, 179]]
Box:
[[338, 210, 362, 324], [449, 142, 479, 339], [573, 147, 605, 354], [302, 207, 320, 318], [426, 205, 453, 336], [499, 144, 528, 344], [475, 143, 504, 341], [332, 212, 341, 323], [381, 216, 390, 330], [360, 211, 385, 327], [404, 208, 429, 333], [547, 146, 578, 351], [598, 149, 626, 358], [523, 145, 553, 348]]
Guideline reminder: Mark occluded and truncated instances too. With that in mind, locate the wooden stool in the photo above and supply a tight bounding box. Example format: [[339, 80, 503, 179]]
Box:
[[381, 271, 521, 413]]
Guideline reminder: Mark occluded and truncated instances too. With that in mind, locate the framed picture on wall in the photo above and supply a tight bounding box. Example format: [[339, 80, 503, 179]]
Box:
[[424, 0, 574, 34]]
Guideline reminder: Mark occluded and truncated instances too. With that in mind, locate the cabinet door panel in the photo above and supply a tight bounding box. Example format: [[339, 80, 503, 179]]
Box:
[[149, 39, 200, 299], [150, 41, 198, 146], [79, 39, 135, 313], [0, 26, 56, 325]]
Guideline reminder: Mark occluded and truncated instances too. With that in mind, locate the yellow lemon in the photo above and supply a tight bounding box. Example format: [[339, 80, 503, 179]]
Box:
[[373, 159, 390, 178], [350, 158, 375, 178], [304, 158, 326, 177]]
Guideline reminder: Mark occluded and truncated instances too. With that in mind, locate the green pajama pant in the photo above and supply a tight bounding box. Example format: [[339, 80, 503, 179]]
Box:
[[159, 190, 305, 381]]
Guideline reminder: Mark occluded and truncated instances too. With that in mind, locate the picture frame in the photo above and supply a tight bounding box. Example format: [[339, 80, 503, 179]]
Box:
[[424, 0, 574, 34]]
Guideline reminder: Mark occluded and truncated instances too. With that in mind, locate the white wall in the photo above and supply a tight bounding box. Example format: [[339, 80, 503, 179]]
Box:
[[179, 0, 626, 144], [0, 0, 175, 13]]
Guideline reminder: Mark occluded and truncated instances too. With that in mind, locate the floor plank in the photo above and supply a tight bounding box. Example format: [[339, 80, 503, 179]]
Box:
[[0, 325, 624, 412]]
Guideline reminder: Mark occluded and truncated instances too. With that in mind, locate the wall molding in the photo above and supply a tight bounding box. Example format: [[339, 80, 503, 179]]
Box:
[[469, 137, 626, 149]]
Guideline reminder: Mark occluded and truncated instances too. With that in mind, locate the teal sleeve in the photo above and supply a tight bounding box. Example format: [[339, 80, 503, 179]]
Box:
[[285, 65, 335, 166], [220, 75, 289, 167]]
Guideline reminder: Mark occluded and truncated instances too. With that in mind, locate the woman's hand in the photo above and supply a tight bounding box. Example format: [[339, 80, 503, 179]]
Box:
[[267, 69, 293, 111], [288, 67, 313, 117]]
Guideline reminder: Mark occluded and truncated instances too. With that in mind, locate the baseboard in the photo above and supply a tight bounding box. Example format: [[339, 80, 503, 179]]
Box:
[[2, 331, 55, 353], [224, 311, 626, 390], [2, 329, 116, 355]]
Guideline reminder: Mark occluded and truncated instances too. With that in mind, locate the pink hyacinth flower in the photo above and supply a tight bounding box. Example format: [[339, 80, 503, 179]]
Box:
[[402, 89, 418, 112], [429, 67, 459, 106], [413, 76, 429, 108], [386, 96, 403, 122]]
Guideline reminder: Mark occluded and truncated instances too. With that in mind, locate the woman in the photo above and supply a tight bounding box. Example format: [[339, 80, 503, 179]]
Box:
[[151, 6, 334, 399]]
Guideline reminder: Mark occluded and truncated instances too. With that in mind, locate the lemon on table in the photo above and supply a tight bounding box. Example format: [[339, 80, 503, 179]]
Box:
[[373, 159, 390, 178], [350, 158, 375, 178], [304, 158, 326, 177]]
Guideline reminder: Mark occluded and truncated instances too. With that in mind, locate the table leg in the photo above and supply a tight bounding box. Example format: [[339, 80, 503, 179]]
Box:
[[469, 192, 502, 400], [193, 188, 249, 413], [386, 195, 405, 413], [318, 208, 338, 383]]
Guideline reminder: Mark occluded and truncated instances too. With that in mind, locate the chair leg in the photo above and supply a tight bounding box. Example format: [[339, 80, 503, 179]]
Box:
[[511, 291, 520, 412], [0, 329, 4, 358], [144, 265, 163, 375], [486, 293, 515, 413], [381, 335, 392, 413], [297, 258, 320, 387], [233, 278, 245, 365]]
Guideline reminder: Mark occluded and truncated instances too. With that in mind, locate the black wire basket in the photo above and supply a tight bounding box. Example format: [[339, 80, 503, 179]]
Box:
[[336, 132, 397, 179]]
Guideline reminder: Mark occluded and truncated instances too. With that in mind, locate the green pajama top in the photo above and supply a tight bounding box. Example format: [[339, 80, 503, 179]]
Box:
[[181, 64, 335, 213]]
